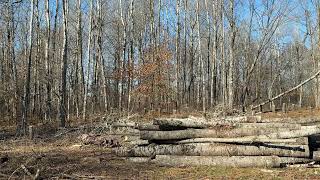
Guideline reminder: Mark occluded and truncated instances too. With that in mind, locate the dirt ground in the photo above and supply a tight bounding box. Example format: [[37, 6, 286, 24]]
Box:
[[2, 110, 320, 179]]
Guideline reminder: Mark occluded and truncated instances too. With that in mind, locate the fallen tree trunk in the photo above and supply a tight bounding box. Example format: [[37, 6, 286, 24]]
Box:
[[258, 125, 320, 139], [257, 117, 320, 124], [313, 151, 320, 161], [136, 124, 160, 131], [127, 140, 149, 146], [153, 117, 219, 128], [140, 127, 300, 140], [235, 123, 301, 129], [115, 143, 309, 158], [151, 155, 311, 167], [111, 122, 136, 127], [153, 116, 261, 129], [176, 137, 308, 145], [252, 69, 320, 110]]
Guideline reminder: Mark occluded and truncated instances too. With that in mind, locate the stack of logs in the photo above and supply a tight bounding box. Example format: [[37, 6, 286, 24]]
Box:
[[113, 116, 320, 168]]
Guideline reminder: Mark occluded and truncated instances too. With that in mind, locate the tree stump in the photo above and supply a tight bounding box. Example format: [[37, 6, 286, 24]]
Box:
[[28, 126, 34, 140], [282, 103, 287, 113]]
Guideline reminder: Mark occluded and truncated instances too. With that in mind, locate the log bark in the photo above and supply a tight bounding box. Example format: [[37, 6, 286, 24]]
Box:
[[111, 122, 136, 127], [153, 117, 216, 128], [256, 117, 320, 124], [313, 151, 320, 161], [258, 125, 320, 139], [110, 122, 161, 131], [140, 127, 299, 140], [151, 155, 311, 167], [153, 116, 261, 128], [127, 140, 150, 146], [235, 123, 301, 129], [136, 123, 160, 131], [176, 137, 308, 145], [115, 143, 309, 158]]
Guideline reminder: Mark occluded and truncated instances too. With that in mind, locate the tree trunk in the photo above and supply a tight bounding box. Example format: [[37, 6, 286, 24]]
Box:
[[176, 137, 308, 145], [248, 117, 320, 124], [313, 151, 320, 161], [153, 116, 261, 128], [316, 4, 320, 107], [220, 0, 226, 107], [83, 0, 93, 120], [76, 0, 83, 118], [175, 0, 181, 110], [236, 123, 302, 129], [140, 127, 301, 140], [151, 155, 311, 167], [97, 0, 108, 113], [60, 0, 68, 127], [45, 0, 52, 121], [196, 0, 205, 112], [228, 0, 236, 108], [252, 69, 320, 110], [257, 125, 320, 139], [136, 123, 160, 131], [116, 143, 309, 158], [22, 0, 35, 135]]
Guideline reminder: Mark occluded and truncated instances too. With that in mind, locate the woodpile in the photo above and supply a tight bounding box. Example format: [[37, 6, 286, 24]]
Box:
[[112, 115, 320, 167]]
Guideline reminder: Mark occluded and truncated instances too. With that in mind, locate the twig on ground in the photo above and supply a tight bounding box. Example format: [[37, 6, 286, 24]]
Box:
[[21, 164, 33, 177], [8, 166, 21, 180]]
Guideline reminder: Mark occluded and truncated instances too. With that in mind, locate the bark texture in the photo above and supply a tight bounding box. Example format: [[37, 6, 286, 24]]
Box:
[[151, 155, 311, 167], [115, 143, 309, 158], [140, 127, 302, 140], [176, 137, 308, 145]]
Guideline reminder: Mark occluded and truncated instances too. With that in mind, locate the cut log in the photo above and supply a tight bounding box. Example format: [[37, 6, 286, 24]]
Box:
[[111, 122, 136, 127], [115, 143, 309, 158], [235, 123, 301, 129], [257, 117, 320, 124], [28, 126, 34, 140], [176, 137, 308, 145], [128, 140, 149, 146], [153, 116, 261, 129], [153, 117, 218, 128], [313, 151, 320, 161], [258, 125, 320, 139], [140, 127, 300, 140], [136, 123, 160, 131], [152, 155, 311, 167]]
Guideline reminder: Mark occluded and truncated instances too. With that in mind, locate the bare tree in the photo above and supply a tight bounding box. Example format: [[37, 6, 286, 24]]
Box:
[[60, 0, 68, 127], [175, 0, 181, 110], [227, 0, 236, 108], [21, 0, 35, 135], [83, 0, 93, 120], [45, 0, 52, 121]]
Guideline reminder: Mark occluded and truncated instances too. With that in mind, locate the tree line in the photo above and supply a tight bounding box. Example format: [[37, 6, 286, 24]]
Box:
[[0, 0, 319, 134]]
